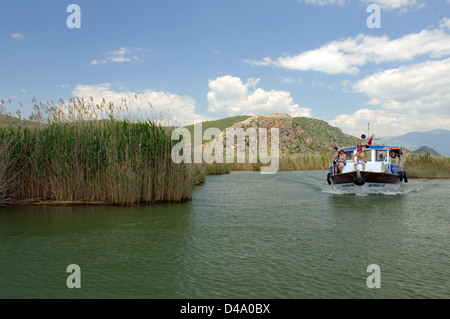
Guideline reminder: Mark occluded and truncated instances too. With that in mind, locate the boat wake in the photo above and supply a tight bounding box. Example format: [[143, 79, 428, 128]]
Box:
[[322, 186, 419, 196]]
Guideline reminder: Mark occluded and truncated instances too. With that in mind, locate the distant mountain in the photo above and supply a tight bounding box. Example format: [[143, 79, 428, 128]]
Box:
[[412, 146, 442, 157], [380, 129, 450, 157], [187, 114, 360, 155]]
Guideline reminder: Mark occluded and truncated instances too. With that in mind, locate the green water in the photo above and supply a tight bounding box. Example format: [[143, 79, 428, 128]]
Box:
[[0, 171, 449, 298]]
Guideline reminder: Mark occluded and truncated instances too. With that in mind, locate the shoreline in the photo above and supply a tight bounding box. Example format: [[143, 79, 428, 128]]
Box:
[[2, 171, 448, 210], [1, 198, 190, 209]]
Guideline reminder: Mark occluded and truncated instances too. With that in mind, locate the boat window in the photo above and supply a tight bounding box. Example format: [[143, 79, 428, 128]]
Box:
[[376, 150, 387, 161], [344, 151, 353, 161]]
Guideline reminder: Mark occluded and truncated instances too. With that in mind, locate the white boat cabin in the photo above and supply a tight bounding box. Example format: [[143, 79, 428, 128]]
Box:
[[336, 146, 403, 175]]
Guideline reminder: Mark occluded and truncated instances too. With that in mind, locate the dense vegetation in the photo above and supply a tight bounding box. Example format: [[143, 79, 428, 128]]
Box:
[[0, 98, 204, 207], [404, 154, 450, 179], [229, 154, 330, 171]]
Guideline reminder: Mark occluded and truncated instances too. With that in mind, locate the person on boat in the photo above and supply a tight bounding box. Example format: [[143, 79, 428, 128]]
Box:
[[337, 150, 347, 174], [331, 147, 339, 174], [356, 142, 363, 153], [378, 153, 385, 161], [354, 149, 366, 171]]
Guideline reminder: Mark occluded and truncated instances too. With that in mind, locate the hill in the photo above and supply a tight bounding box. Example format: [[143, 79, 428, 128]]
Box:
[[412, 146, 442, 157], [187, 113, 360, 155], [381, 129, 450, 157], [0, 114, 40, 128], [292, 117, 361, 152], [185, 116, 251, 142]]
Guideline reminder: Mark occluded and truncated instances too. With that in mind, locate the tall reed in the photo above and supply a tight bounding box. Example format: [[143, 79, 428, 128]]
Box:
[[0, 98, 202, 205], [0, 140, 15, 207], [404, 154, 450, 179], [229, 154, 330, 171]]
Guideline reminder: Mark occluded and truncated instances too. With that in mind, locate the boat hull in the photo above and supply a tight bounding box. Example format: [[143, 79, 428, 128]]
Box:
[[330, 171, 401, 194]]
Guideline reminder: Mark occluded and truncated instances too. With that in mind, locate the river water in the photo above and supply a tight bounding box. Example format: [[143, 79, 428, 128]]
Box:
[[0, 171, 448, 298]]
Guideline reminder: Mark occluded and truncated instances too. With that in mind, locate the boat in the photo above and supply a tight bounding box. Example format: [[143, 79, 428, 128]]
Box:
[[326, 144, 408, 194]]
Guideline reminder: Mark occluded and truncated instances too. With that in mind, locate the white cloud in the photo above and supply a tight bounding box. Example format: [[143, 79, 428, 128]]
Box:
[[298, 0, 347, 6], [90, 59, 106, 65], [298, 0, 425, 10], [71, 83, 210, 125], [89, 60, 102, 65], [246, 26, 450, 75], [207, 75, 311, 117], [360, 0, 425, 11], [440, 17, 450, 30], [330, 58, 450, 136], [107, 47, 132, 62], [281, 76, 303, 84], [11, 33, 24, 40], [90, 47, 143, 65]]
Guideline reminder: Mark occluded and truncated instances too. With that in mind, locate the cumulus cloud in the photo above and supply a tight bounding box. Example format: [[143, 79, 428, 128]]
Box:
[[69, 78, 308, 125], [330, 58, 450, 136], [90, 47, 143, 65], [207, 75, 311, 117], [246, 25, 450, 75], [71, 83, 210, 125]]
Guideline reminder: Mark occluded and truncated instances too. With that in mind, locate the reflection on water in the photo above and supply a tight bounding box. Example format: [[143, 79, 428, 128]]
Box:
[[0, 171, 449, 298]]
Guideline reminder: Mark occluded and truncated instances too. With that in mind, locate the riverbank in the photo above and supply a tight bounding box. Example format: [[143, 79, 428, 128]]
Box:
[[0, 145, 450, 210], [403, 154, 450, 179]]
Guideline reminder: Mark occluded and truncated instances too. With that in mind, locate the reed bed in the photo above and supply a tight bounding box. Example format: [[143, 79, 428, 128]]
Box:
[[0, 98, 202, 206], [279, 154, 330, 170], [404, 154, 450, 179], [0, 140, 15, 207], [229, 154, 330, 171]]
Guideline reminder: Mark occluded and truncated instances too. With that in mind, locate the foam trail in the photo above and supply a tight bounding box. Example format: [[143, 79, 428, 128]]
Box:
[[321, 187, 350, 195], [322, 186, 420, 196]]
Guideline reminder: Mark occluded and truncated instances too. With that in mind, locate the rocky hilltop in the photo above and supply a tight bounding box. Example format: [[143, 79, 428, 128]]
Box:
[[227, 113, 319, 154], [192, 113, 361, 155]]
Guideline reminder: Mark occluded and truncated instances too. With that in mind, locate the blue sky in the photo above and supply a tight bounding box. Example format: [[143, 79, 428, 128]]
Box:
[[1, 0, 450, 136]]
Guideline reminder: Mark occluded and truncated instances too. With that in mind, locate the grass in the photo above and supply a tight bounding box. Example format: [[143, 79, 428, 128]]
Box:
[[0, 140, 15, 207], [403, 154, 450, 179]]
